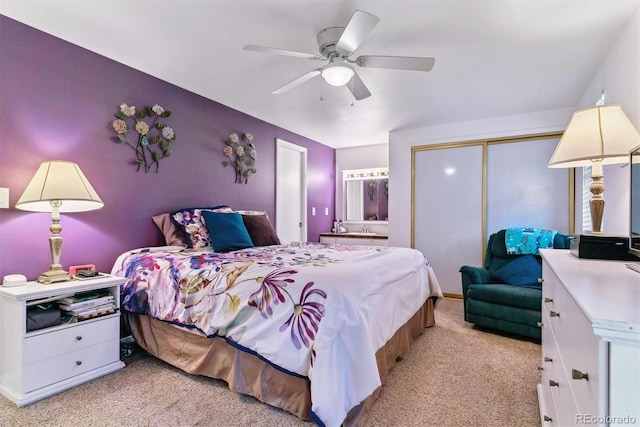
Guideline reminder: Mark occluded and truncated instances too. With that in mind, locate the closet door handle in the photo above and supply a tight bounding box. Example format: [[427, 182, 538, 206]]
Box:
[[571, 369, 589, 380]]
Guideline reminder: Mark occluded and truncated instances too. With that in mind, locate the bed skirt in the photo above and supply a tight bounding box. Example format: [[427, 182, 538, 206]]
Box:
[[124, 297, 436, 426]]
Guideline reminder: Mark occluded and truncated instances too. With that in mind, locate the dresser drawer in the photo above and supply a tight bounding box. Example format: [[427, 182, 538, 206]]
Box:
[[22, 339, 120, 393], [549, 369, 580, 427], [540, 312, 559, 425], [548, 284, 602, 416], [541, 259, 558, 311], [24, 316, 120, 364]]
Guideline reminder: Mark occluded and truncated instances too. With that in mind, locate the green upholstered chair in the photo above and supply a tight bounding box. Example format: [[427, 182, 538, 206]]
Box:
[[459, 229, 570, 341]]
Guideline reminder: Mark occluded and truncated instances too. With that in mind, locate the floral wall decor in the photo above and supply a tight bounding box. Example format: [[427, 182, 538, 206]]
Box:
[[222, 132, 257, 184], [112, 103, 176, 173]]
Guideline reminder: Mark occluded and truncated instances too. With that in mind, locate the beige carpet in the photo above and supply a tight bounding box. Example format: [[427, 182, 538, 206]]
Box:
[[0, 298, 541, 427]]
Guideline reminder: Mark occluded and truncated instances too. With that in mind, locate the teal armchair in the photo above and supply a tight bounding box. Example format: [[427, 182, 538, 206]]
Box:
[[460, 229, 570, 341]]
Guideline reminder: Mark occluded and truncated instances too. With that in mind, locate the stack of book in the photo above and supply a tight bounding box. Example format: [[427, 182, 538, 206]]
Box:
[[57, 289, 117, 321]]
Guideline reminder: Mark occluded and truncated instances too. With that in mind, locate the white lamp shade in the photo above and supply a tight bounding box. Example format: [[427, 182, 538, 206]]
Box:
[[548, 104, 640, 168], [322, 63, 355, 86], [16, 160, 104, 212]]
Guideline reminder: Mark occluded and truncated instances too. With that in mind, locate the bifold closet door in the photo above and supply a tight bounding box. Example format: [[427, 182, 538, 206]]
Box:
[[413, 145, 483, 295], [486, 137, 569, 233]]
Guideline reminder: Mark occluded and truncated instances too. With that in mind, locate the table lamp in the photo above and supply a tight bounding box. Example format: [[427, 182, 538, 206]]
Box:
[[548, 104, 640, 233], [16, 161, 104, 283]]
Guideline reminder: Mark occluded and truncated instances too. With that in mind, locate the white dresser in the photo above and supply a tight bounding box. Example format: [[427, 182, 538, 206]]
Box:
[[538, 250, 640, 426], [0, 275, 125, 406]]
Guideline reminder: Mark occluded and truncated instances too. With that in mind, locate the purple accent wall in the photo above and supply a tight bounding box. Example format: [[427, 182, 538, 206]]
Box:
[[0, 16, 335, 281]]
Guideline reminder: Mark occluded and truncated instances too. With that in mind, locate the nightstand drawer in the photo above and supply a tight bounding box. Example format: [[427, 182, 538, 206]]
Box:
[[22, 339, 120, 393], [24, 316, 119, 364]]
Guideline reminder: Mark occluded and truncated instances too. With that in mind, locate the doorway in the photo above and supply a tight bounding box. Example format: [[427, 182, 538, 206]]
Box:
[[276, 139, 307, 242]]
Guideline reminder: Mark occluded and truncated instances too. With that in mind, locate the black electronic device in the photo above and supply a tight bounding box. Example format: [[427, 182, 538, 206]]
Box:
[[75, 269, 99, 278], [570, 234, 637, 261], [629, 143, 640, 259]]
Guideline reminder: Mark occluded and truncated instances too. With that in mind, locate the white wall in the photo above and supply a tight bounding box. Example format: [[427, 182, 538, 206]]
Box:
[[335, 143, 389, 233], [389, 6, 640, 248], [575, 7, 640, 235]]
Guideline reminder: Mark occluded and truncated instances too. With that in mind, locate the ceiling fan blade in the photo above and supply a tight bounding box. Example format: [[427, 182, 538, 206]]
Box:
[[272, 69, 322, 94], [356, 55, 435, 72], [243, 45, 324, 60], [336, 10, 380, 55], [346, 71, 371, 101]]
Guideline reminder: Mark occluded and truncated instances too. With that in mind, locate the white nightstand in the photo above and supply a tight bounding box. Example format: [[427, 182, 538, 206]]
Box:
[[0, 275, 126, 406]]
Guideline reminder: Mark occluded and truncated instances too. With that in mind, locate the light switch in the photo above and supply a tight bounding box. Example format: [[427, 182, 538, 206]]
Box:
[[311, 207, 316, 216], [0, 187, 8, 209], [325, 207, 329, 216]]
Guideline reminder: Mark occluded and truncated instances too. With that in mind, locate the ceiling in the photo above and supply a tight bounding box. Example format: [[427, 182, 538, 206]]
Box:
[[1, 0, 638, 149]]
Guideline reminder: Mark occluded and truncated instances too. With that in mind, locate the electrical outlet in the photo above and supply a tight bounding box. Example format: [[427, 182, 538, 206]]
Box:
[[311, 207, 316, 216], [0, 187, 8, 209]]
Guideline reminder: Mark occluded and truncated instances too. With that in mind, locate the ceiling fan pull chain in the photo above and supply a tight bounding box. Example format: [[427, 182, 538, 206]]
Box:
[[350, 79, 354, 106], [320, 76, 324, 101]]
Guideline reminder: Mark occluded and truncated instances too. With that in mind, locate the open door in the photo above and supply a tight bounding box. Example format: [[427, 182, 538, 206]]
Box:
[[276, 139, 307, 242]]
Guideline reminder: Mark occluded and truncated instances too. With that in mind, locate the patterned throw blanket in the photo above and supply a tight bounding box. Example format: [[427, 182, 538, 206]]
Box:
[[112, 242, 442, 427], [505, 227, 558, 255]]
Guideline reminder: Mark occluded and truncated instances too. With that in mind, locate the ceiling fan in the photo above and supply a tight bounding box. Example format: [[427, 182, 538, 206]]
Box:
[[243, 10, 435, 101]]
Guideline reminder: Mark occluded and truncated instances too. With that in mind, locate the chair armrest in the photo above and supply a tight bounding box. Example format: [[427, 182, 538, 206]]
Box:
[[459, 266, 491, 287], [459, 266, 491, 321]]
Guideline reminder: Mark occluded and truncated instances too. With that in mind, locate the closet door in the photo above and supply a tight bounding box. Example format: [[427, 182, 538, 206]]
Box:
[[487, 137, 569, 233], [413, 145, 484, 295]]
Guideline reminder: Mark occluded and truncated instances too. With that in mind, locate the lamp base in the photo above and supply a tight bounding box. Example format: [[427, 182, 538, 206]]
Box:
[[38, 268, 72, 285], [590, 176, 605, 233]]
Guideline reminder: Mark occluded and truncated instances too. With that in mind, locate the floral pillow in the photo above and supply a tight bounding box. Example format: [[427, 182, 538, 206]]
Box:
[[170, 205, 233, 248]]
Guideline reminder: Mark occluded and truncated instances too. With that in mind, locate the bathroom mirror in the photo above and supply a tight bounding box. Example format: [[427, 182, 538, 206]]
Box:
[[343, 168, 389, 222]]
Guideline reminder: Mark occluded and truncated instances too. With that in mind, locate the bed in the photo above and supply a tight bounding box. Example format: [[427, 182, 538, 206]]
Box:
[[111, 210, 442, 426]]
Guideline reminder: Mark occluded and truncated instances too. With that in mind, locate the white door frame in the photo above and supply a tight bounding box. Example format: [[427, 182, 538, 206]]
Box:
[[276, 138, 308, 242]]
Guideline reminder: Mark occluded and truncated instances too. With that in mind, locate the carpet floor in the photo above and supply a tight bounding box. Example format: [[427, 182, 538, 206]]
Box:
[[0, 298, 542, 426]]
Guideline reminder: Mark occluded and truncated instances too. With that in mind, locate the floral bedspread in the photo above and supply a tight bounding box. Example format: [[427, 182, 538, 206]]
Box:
[[111, 242, 442, 427]]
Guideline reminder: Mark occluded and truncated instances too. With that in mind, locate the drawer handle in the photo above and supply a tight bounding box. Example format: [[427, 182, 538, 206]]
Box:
[[549, 311, 560, 318], [537, 366, 544, 371], [571, 369, 589, 381], [544, 356, 553, 363], [544, 415, 553, 422], [76, 360, 82, 366], [544, 297, 553, 303], [76, 336, 83, 341], [537, 322, 543, 328], [549, 379, 559, 387]]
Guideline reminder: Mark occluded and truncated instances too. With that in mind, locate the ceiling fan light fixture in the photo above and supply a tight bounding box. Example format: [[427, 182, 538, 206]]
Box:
[[322, 63, 354, 86]]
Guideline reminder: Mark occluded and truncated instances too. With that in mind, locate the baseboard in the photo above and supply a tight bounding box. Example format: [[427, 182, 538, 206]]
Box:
[[442, 292, 463, 299]]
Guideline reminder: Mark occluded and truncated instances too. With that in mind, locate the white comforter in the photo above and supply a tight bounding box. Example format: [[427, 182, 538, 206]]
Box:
[[112, 242, 442, 426]]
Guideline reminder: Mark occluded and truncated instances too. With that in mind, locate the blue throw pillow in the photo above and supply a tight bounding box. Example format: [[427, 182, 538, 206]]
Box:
[[201, 211, 254, 252], [491, 255, 542, 288]]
